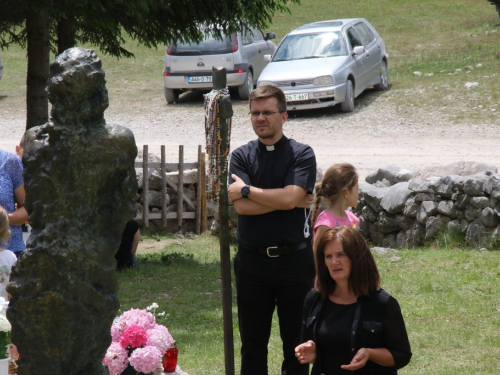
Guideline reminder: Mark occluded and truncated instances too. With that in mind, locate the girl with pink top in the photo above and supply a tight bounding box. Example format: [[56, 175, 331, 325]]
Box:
[[311, 163, 360, 252]]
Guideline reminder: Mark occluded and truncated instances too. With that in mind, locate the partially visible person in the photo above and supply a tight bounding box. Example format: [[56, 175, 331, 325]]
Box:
[[295, 226, 412, 374], [228, 85, 316, 375], [311, 163, 360, 253], [115, 220, 140, 270], [15, 134, 30, 244], [0, 207, 17, 302], [0, 146, 28, 256]]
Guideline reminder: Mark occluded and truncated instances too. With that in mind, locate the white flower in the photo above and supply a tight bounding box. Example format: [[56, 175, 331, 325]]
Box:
[[0, 315, 11, 332], [146, 302, 159, 311], [0, 298, 8, 312]]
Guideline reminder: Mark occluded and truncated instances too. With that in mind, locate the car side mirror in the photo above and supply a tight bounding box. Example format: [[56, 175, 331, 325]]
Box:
[[263, 55, 271, 62], [265, 32, 276, 41], [352, 46, 365, 56]]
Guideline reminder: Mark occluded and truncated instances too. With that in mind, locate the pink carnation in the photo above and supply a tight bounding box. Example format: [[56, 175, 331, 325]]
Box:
[[119, 325, 148, 349], [110, 323, 123, 342], [118, 309, 156, 331], [129, 346, 163, 373], [103, 342, 129, 375], [146, 325, 174, 354]]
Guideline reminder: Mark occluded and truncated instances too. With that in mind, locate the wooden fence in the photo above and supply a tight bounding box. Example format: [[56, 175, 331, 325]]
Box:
[[135, 145, 207, 234]]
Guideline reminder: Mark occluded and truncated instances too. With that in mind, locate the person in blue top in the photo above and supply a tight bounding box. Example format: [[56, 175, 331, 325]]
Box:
[[0, 148, 28, 256]]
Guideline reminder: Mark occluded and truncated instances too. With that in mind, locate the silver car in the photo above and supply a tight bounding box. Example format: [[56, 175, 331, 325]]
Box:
[[257, 19, 389, 112], [163, 28, 276, 103]]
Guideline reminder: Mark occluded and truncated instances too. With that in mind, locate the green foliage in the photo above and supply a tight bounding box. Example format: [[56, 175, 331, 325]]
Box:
[[0, 0, 300, 56]]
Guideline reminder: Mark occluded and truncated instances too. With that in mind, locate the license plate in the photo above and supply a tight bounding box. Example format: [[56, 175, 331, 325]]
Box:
[[286, 93, 309, 101], [188, 76, 212, 83]]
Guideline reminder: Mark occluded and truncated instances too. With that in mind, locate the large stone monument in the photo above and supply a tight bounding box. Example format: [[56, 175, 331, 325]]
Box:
[[7, 47, 137, 374]]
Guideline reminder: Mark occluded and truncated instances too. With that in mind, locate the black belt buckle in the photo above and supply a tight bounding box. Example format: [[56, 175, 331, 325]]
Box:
[[266, 246, 280, 257]]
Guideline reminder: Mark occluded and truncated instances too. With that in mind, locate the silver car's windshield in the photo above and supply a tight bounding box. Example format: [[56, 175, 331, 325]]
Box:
[[273, 31, 346, 61]]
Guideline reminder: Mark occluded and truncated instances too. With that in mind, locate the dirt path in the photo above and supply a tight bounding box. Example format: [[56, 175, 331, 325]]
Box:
[[2, 87, 499, 180]]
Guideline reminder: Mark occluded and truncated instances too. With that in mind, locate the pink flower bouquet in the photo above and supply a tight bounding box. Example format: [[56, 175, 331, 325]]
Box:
[[103, 304, 174, 375]]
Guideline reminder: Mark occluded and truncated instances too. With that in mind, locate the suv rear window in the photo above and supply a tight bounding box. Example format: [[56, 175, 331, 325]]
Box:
[[169, 35, 235, 56]]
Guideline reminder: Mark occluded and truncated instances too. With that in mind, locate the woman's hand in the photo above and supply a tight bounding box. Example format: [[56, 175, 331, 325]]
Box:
[[295, 340, 317, 364], [340, 347, 370, 370]]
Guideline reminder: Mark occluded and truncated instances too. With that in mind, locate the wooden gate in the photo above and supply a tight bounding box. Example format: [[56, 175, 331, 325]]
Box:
[[135, 145, 207, 234]]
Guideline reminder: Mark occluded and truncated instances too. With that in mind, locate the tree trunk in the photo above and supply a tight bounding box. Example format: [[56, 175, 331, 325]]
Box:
[[57, 17, 76, 54], [26, 9, 50, 130]]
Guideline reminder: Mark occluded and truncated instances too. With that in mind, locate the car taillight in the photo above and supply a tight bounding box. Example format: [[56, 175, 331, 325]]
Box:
[[163, 72, 170, 76], [234, 69, 243, 73], [231, 34, 238, 52], [166, 46, 172, 55]]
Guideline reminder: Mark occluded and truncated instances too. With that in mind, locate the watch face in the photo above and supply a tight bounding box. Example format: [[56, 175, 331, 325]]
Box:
[[242, 185, 250, 198]]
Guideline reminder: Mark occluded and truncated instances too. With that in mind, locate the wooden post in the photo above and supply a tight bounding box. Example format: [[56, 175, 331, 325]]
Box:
[[201, 153, 208, 233], [213, 66, 235, 375], [177, 145, 184, 232], [196, 145, 202, 234], [142, 145, 149, 228], [161, 146, 167, 228]]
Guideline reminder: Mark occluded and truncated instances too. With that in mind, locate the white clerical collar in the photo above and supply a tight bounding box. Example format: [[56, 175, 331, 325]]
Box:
[[266, 145, 275, 151]]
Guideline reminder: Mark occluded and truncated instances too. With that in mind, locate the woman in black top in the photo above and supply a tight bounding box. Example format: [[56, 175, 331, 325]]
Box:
[[295, 226, 412, 374]]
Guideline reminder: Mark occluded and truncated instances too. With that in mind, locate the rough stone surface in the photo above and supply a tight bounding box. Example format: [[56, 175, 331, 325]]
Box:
[[481, 207, 500, 227], [484, 174, 500, 199], [411, 161, 498, 180], [416, 201, 439, 224], [437, 200, 459, 218], [360, 183, 390, 213], [403, 196, 419, 218], [406, 222, 425, 248], [380, 182, 414, 214], [469, 196, 491, 209], [7, 48, 137, 375], [425, 215, 446, 240], [365, 165, 413, 186], [466, 219, 490, 247]]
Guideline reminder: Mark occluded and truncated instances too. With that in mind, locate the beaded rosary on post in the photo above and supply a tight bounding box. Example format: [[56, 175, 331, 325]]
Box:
[[204, 88, 232, 201]]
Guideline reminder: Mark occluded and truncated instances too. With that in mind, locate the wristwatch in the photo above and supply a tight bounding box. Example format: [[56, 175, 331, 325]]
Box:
[[241, 184, 250, 198]]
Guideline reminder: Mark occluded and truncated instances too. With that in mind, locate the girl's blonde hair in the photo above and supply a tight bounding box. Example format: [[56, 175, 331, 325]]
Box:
[[0, 207, 11, 248], [311, 163, 359, 227]]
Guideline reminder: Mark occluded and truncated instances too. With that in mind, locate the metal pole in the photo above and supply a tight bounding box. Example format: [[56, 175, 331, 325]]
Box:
[[212, 66, 235, 375]]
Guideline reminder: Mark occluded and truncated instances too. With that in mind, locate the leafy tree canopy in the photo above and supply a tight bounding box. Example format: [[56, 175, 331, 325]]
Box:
[[0, 0, 299, 57]]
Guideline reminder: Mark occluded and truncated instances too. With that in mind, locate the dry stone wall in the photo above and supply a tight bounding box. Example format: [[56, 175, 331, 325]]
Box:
[[354, 162, 500, 248]]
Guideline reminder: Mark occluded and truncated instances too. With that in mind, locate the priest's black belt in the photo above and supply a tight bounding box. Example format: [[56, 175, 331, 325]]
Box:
[[240, 241, 309, 257]]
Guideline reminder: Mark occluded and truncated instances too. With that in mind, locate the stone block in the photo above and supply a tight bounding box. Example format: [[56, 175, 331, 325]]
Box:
[[466, 219, 490, 247], [425, 215, 446, 240], [481, 207, 500, 227], [469, 196, 491, 209], [378, 211, 400, 234], [406, 222, 425, 248], [403, 196, 419, 218], [437, 200, 459, 218], [365, 165, 413, 185], [380, 182, 414, 214], [360, 183, 390, 213], [416, 201, 439, 224]]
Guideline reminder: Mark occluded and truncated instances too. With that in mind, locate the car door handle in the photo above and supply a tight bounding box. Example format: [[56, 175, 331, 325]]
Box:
[[259, 50, 262, 54]]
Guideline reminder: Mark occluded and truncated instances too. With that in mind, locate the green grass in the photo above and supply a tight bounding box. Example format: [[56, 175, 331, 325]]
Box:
[[118, 233, 500, 374]]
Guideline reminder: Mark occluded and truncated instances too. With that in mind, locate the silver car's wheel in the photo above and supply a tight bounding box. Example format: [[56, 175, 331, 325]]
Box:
[[165, 88, 180, 104], [238, 71, 253, 100], [374, 61, 389, 91], [340, 80, 354, 113]]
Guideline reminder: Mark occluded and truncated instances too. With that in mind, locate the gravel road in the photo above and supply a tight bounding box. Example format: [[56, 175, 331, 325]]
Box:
[[2, 86, 499, 180]]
